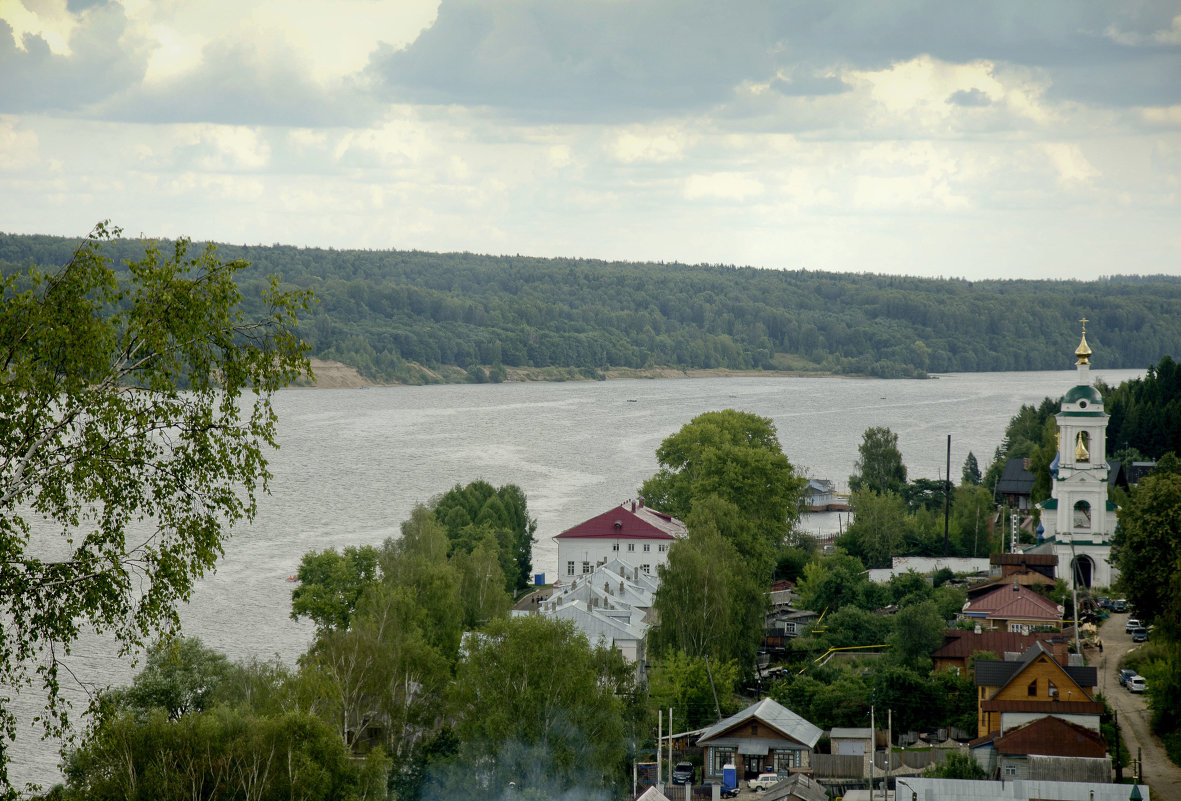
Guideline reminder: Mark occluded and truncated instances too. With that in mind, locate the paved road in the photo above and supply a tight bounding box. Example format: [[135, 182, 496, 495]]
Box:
[[1096, 612, 1181, 801]]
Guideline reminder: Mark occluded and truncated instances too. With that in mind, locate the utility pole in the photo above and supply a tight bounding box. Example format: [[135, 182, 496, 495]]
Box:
[[869, 705, 875, 798], [944, 435, 951, 556], [657, 710, 662, 788]]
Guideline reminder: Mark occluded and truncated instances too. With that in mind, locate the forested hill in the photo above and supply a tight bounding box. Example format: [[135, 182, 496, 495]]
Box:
[[3, 231, 1179, 384]]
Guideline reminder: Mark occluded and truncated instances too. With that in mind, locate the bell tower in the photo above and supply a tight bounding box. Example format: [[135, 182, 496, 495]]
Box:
[[1038, 320, 1117, 588]]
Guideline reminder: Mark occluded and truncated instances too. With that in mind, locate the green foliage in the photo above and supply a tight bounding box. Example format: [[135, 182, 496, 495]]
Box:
[[888, 601, 947, 671], [646, 650, 740, 729], [111, 637, 231, 721], [923, 750, 985, 779], [431, 480, 536, 593], [838, 491, 908, 569], [1105, 356, 1181, 460], [1113, 471, 1181, 630], [640, 410, 805, 574], [795, 550, 885, 613], [447, 616, 640, 796], [291, 545, 381, 632], [961, 452, 982, 486], [299, 581, 451, 754], [651, 513, 766, 671], [949, 484, 995, 558], [850, 427, 908, 496], [8, 232, 1177, 383], [63, 707, 386, 801], [0, 224, 311, 787]]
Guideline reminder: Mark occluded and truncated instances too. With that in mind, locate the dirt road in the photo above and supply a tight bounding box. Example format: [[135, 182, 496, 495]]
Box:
[[1095, 611, 1181, 800]]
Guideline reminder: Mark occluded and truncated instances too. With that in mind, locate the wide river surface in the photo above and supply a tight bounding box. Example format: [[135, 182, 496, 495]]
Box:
[[7, 367, 1144, 789]]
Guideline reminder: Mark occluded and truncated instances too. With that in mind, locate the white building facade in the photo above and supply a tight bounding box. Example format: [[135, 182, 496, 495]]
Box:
[[1036, 325, 1118, 589], [553, 499, 686, 579]]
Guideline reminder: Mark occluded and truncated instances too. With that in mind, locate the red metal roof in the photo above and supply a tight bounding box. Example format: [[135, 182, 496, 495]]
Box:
[[965, 583, 1062, 622], [993, 715, 1108, 758], [553, 501, 686, 541], [933, 629, 1069, 662]]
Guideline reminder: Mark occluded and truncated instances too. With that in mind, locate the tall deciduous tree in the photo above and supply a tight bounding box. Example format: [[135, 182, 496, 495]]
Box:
[[639, 409, 804, 572], [447, 616, 639, 796], [1114, 471, 1181, 630], [291, 545, 381, 632], [849, 426, 907, 495], [651, 507, 765, 671], [0, 224, 310, 786], [837, 490, 908, 569]]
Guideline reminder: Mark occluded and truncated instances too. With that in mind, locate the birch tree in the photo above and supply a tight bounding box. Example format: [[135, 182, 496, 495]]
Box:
[[0, 223, 311, 788]]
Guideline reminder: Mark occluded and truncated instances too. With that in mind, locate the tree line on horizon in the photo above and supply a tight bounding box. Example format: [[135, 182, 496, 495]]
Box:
[[2, 231, 1179, 384]]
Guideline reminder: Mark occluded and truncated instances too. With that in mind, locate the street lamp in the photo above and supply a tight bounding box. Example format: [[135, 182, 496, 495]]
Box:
[[896, 778, 917, 801]]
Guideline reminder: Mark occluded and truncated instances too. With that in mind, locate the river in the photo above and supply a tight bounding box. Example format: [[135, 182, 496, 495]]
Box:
[[5, 367, 1145, 790]]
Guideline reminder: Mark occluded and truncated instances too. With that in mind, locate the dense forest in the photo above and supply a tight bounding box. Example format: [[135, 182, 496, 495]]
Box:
[[3, 231, 1180, 383]]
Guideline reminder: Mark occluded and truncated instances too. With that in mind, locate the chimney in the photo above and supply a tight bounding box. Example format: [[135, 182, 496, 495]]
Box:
[[631, 500, 637, 512], [638, 497, 645, 508]]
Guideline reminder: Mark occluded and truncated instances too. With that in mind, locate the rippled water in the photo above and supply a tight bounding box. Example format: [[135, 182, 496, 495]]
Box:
[[6, 368, 1143, 789]]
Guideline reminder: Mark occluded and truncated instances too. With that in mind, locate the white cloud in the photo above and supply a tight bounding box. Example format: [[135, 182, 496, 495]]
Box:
[[0, 116, 38, 168], [609, 128, 688, 164], [1042, 142, 1099, 185], [0, 0, 76, 54], [684, 172, 764, 201]]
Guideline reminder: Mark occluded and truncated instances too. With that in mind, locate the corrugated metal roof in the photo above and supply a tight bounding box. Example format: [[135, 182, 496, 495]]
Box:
[[697, 697, 822, 749]]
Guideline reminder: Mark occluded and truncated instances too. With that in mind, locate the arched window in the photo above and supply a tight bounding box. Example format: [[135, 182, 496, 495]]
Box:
[[1074, 500, 1091, 529]]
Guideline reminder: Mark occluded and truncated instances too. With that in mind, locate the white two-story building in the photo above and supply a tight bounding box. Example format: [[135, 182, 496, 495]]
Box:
[[553, 499, 686, 580]]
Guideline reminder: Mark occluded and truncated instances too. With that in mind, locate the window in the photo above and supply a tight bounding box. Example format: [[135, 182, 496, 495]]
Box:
[[712, 748, 735, 773], [627, 543, 635, 552], [1003, 764, 1017, 777], [612, 543, 619, 551], [774, 750, 802, 772], [1027, 679, 1037, 697], [643, 544, 650, 552], [582, 561, 590, 574], [567, 561, 575, 576], [658, 544, 668, 552], [641, 564, 650, 574], [1074, 500, 1092, 529], [751, 723, 759, 735], [1048, 680, 1058, 698]]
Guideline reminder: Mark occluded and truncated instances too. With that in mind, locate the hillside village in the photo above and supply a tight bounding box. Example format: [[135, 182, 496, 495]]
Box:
[[34, 326, 1180, 801]]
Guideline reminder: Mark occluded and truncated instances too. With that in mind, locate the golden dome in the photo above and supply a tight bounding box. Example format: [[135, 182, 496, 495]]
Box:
[[1075, 318, 1092, 366]]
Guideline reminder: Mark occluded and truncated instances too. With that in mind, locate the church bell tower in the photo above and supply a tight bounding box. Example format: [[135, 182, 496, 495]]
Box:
[[1038, 320, 1117, 588]]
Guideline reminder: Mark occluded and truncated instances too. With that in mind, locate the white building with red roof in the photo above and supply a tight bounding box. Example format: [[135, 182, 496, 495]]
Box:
[[553, 498, 686, 580]]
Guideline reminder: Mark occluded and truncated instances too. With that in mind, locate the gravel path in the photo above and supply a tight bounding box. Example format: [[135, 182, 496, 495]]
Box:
[[1096, 611, 1181, 800]]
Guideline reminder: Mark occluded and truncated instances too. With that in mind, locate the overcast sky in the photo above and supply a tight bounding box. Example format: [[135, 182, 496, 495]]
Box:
[[2, 0, 1179, 279]]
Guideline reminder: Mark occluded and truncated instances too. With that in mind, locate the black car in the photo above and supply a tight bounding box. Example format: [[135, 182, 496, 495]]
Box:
[[671, 762, 695, 785]]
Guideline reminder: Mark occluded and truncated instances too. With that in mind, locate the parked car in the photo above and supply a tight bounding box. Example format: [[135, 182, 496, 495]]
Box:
[[1119, 669, 1137, 687], [1112, 599, 1128, 612], [748, 773, 782, 791], [1129, 675, 1148, 693], [1132, 627, 1149, 643], [1126, 618, 1143, 633], [671, 762, 695, 785], [702, 781, 739, 798], [1097, 596, 1113, 610]]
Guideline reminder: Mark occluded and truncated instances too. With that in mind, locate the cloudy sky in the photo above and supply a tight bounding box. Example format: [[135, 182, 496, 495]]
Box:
[[2, 0, 1179, 279]]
